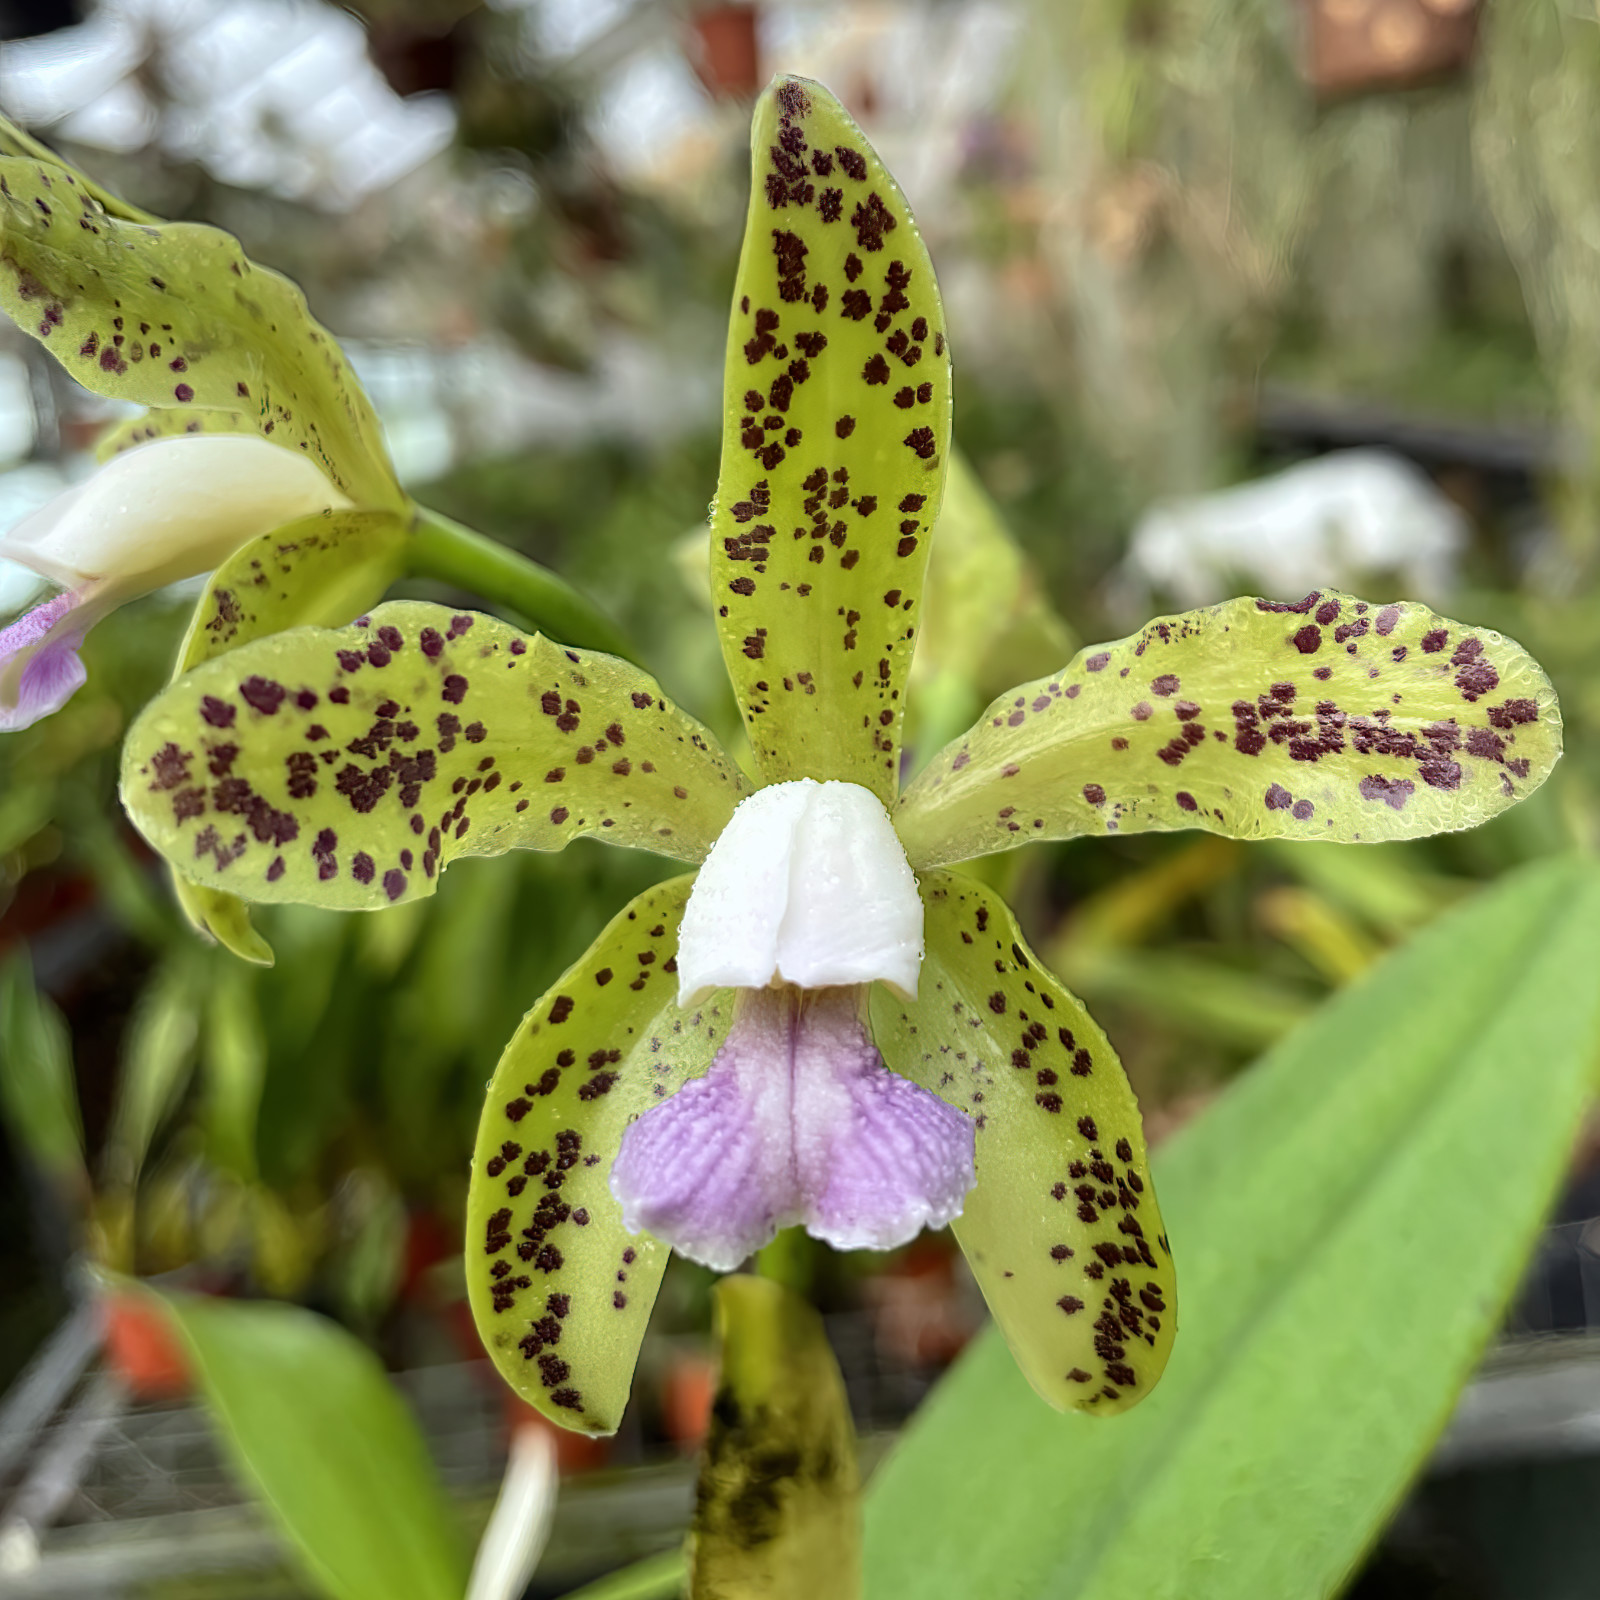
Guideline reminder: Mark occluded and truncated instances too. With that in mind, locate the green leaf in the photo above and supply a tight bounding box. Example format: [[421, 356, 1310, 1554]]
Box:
[[103, 952, 203, 1188], [863, 854, 1600, 1600], [896, 590, 1561, 869], [145, 1289, 469, 1600], [872, 873, 1175, 1417], [468, 877, 731, 1436], [120, 601, 747, 911], [711, 75, 953, 805], [203, 962, 266, 1180], [688, 1276, 861, 1600], [0, 948, 84, 1189], [0, 152, 400, 508]]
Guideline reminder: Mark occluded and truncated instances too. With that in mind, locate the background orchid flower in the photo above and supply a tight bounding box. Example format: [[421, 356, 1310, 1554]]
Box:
[[0, 434, 351, 731], [114, 77, 1561, 1441], [0, 119, 417, 959]]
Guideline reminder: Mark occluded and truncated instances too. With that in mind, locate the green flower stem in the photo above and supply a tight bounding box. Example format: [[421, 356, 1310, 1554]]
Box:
[[563, 1550, 684, 1600], [407, 507, 638, 664]]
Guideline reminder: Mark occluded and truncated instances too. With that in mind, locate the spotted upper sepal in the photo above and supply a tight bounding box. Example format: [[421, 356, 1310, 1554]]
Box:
[[871, 872, 1175, 1416], [688, 1276, 861, 1600], [168, 507, 414, 964], [0, 151, 400, 509], [467, 878, 732, 1435], [895, 590, 1562, 869], [120, 601, 748, 910], [710, 76, 953, 807]]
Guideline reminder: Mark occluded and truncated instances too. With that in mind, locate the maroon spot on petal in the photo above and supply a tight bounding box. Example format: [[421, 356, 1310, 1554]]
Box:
[[1421, 629, 1449, 653], [201, 696, 235, 728], [1292, 625, 1321, 654], [1359, 774, 1414, 810], [1175, 791, 1197, 811], [1264, 783, 1292, 811]]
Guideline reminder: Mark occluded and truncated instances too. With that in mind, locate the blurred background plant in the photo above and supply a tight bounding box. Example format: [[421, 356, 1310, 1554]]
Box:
[[7, 1, 1600, 1597]]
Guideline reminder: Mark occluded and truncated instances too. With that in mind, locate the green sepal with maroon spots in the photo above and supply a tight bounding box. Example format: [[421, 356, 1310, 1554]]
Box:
[[710, 75, 953, 807], [119, 601, 748, 912], [0, 149, 401, 509], [895, 590, 1562, 869], [0, 115, 154, 224], [872, 871, 1176, 1417], [96, 405, 257, 461], [165, 507, 414, 964], [467, 878, 733, 1435], [175, 508, 412, 677]]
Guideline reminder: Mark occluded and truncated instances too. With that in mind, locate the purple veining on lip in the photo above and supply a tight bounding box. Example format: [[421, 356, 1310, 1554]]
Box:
[[609, 986, 973, 1270], [0, 589, 89, 731]]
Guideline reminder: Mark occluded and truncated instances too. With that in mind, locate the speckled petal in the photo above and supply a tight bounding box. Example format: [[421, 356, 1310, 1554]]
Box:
[[467, 877, 733, 1436], [0, 148, 400, 508], [871, 872, 1176, 1416], [119, 601, 748, 910], [170, 507, 412, 964], [896, 590, 1562, 868], [710, 76, 953, 806], [611, 988, 799, 1273], [791, 987, 974, 1253]]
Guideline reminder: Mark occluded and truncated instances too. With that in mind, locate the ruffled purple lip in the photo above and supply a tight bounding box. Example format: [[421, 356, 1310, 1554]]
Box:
[[0, 589, 89, 732], [609, 986, 975, 1271]]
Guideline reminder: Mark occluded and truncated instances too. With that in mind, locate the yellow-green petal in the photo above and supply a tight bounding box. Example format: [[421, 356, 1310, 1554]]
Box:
[[175, 508, 411, 675], [0, 150, 400, 509], [688, 1276, 861, 1600], [467, 878, 731, 1435], [176, 878, 275, 966], [710, 75, 953, 805], [896, 589, 1562, 869], [871, 871, 1176, 1416], [0, 116, 153, 224], [168, 507, 412, 961], [120, 601, 747, 910], [97, 406, 255, 461]]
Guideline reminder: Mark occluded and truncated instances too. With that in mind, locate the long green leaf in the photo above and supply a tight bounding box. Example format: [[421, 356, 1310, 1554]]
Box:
[[863, 854, 1600, 1599], [147, 1290, 469, 1600], [0, 948, 84, 1190]]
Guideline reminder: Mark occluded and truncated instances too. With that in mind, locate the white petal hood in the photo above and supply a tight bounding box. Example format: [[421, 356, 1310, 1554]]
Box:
[[675, 778, 924, 1004], [0, 433, 349, 592]]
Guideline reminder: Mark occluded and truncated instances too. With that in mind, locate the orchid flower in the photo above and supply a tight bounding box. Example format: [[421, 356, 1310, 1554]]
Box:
[[114, 78, 1561, 1437], [0, 435, 352, 731], [0, 123, 418, 958]]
